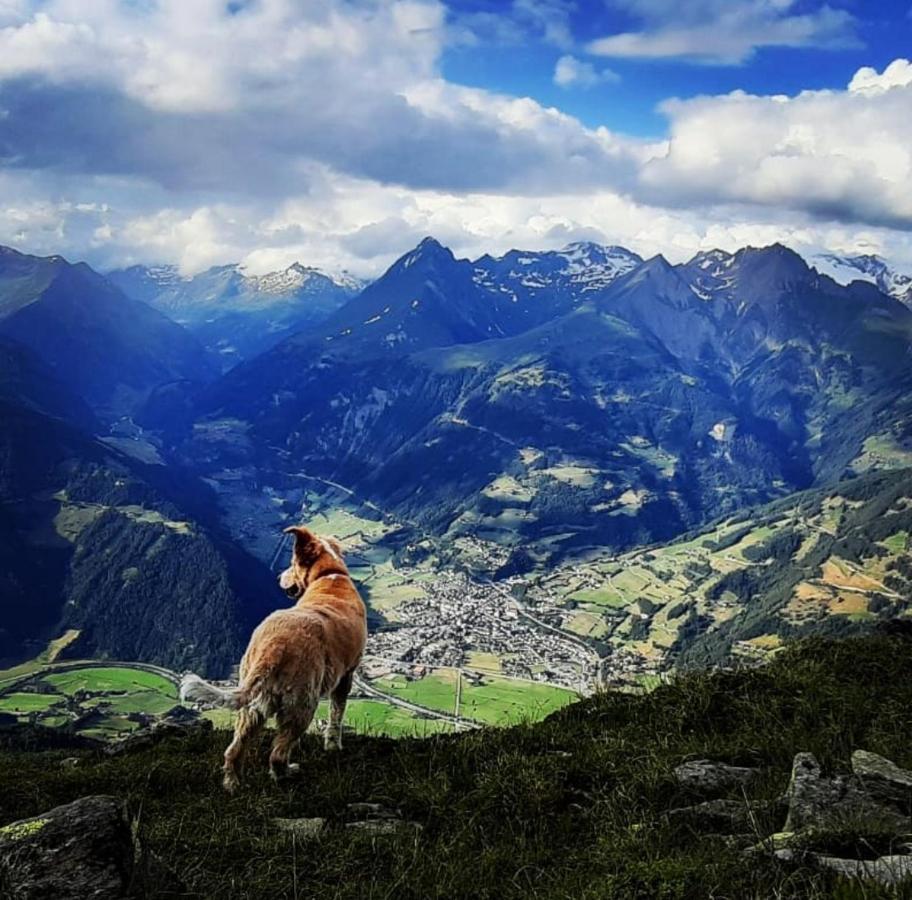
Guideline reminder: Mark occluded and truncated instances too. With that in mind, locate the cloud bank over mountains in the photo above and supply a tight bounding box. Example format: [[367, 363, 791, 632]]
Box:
[[0, 0, 909, 275]]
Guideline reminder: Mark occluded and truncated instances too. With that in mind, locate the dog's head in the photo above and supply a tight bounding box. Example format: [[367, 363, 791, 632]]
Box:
[[279, 526, 345, 599]]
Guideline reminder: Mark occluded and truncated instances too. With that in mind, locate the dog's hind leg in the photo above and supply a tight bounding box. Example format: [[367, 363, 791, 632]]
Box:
[[223, 706, 265, 793], [269, 695, 318, 782], [325, 669, 354, 751]]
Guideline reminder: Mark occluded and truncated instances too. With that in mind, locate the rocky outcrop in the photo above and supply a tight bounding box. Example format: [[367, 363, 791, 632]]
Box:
[[782, 751, 907, 832], [761, 751, 911, 888], [0, 795, 179, 899], [665, 750, 912, 888], [673, 759, 760, 794]]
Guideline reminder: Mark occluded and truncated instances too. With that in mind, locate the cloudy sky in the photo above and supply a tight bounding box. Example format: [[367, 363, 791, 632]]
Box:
[[0, 0, 910, 276]]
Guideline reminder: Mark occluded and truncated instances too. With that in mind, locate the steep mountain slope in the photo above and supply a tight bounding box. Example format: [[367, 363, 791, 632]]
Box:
[[812, 252, 912, 307], [0, 337, 97, 432], [190, 239, 912, 566], [109, 260, 362, 367], [0, 355, 277, 674], [526, 466, 912, 675], [0, 246, 213, 418]]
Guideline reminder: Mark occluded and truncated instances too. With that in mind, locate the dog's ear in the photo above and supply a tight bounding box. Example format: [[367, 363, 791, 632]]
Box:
[[325, 536, 344, 557], [284, 526, 320, 566]]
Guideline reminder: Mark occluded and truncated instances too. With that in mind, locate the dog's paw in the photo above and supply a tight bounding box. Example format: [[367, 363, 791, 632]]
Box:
[[223, 772, 240, 793]]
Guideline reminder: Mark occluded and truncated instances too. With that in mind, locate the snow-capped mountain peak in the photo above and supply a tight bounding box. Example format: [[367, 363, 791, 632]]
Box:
[[811, 252, 912, 306], [471, 241, 643, 298]]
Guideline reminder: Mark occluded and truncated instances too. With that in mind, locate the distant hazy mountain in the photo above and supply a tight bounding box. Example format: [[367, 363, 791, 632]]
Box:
[[109, 260, 364, 368], [0, 246, 212, 419], [811, 252, 912, 308], [0, 347, 277, 673], [192, 238, 912, 565]]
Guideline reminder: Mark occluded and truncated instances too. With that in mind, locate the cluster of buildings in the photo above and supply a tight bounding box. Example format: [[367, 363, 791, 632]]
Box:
[[365, 570, 594, 690]]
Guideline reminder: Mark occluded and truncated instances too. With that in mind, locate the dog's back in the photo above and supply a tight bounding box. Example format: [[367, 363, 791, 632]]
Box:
[[241, 572, 367, 709]]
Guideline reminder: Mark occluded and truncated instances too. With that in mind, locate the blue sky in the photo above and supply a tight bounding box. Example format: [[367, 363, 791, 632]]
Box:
[[0, 0, 909, 275], [443, 0, 912, 135]]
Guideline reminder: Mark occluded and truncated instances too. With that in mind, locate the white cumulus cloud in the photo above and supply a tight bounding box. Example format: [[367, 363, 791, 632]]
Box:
[[641, 59, 912, 229], [553, 54, 619, 88], [0, 2, 910, 277]]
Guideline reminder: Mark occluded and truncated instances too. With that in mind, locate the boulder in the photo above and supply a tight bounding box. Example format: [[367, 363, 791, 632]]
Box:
[[851, 750, 912, 815], [0, 796, 139, 899], [810, 853, 912, 887], [673, 759, 759, 794], [784, 753, 909, 833]]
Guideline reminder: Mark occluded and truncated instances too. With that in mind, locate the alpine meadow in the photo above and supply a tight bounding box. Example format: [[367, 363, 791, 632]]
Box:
[[1, 2, 912, 898]]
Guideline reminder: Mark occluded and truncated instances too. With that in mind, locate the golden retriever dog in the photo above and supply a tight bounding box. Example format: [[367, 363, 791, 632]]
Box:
[[180, 526, 367, 791]]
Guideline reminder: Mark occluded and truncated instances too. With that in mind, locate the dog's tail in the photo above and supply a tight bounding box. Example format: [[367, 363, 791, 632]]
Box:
[[180, 673, 244, 709]]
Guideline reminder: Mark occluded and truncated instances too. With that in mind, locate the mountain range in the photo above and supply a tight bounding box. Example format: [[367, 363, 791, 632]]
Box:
[[1, 236, 910, 673], [108, 260, 363, 369], [193, 238, 912, 566], [811, 252, 912, 308], [0, 246, 212, 420]]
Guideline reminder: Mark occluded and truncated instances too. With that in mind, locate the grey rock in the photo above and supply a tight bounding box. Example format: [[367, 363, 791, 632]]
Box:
[[784, 752, 909, 833], [345, 820, 422, 836], [274, 817, 326, 839], [0, 794, 178, 899], [810, 853, 912, 886], [851, 750, 912, 814], [673, 759, 759, 794], [667, 798, 768, 833]]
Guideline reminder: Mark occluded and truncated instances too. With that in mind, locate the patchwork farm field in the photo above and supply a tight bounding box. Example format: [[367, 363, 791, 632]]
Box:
[[373, 670, 577, 726], [524, 467, 912, 674], [0, 664, 180, 738], [202, 699, 455, 738]]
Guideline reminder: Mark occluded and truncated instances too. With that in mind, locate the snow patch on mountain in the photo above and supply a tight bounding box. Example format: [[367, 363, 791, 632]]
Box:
[[811, 253, 912, 306], [472, 242, 643, 298]]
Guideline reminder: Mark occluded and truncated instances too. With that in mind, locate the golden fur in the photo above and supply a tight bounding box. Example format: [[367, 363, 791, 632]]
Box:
[[181, 526, 367, 791]]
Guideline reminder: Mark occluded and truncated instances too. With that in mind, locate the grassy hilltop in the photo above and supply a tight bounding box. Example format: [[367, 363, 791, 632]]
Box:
[[2, 634, 911, 899]]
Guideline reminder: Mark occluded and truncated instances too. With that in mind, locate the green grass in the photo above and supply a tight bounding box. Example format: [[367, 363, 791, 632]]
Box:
[[87, 691, 178, 716], [326, 699, 454, 738], [2, 666, 181, 737], [459, 677, 576, 726], [203, 700, 455, 739], [373, 672, 577, 727], [567, 586, 628, 608], [0, 692, 61, 715], [882, 530, 909, 553], [44, 667, 177, 698], [375, 672, 458, 716], [2, 635, 911, 898]]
